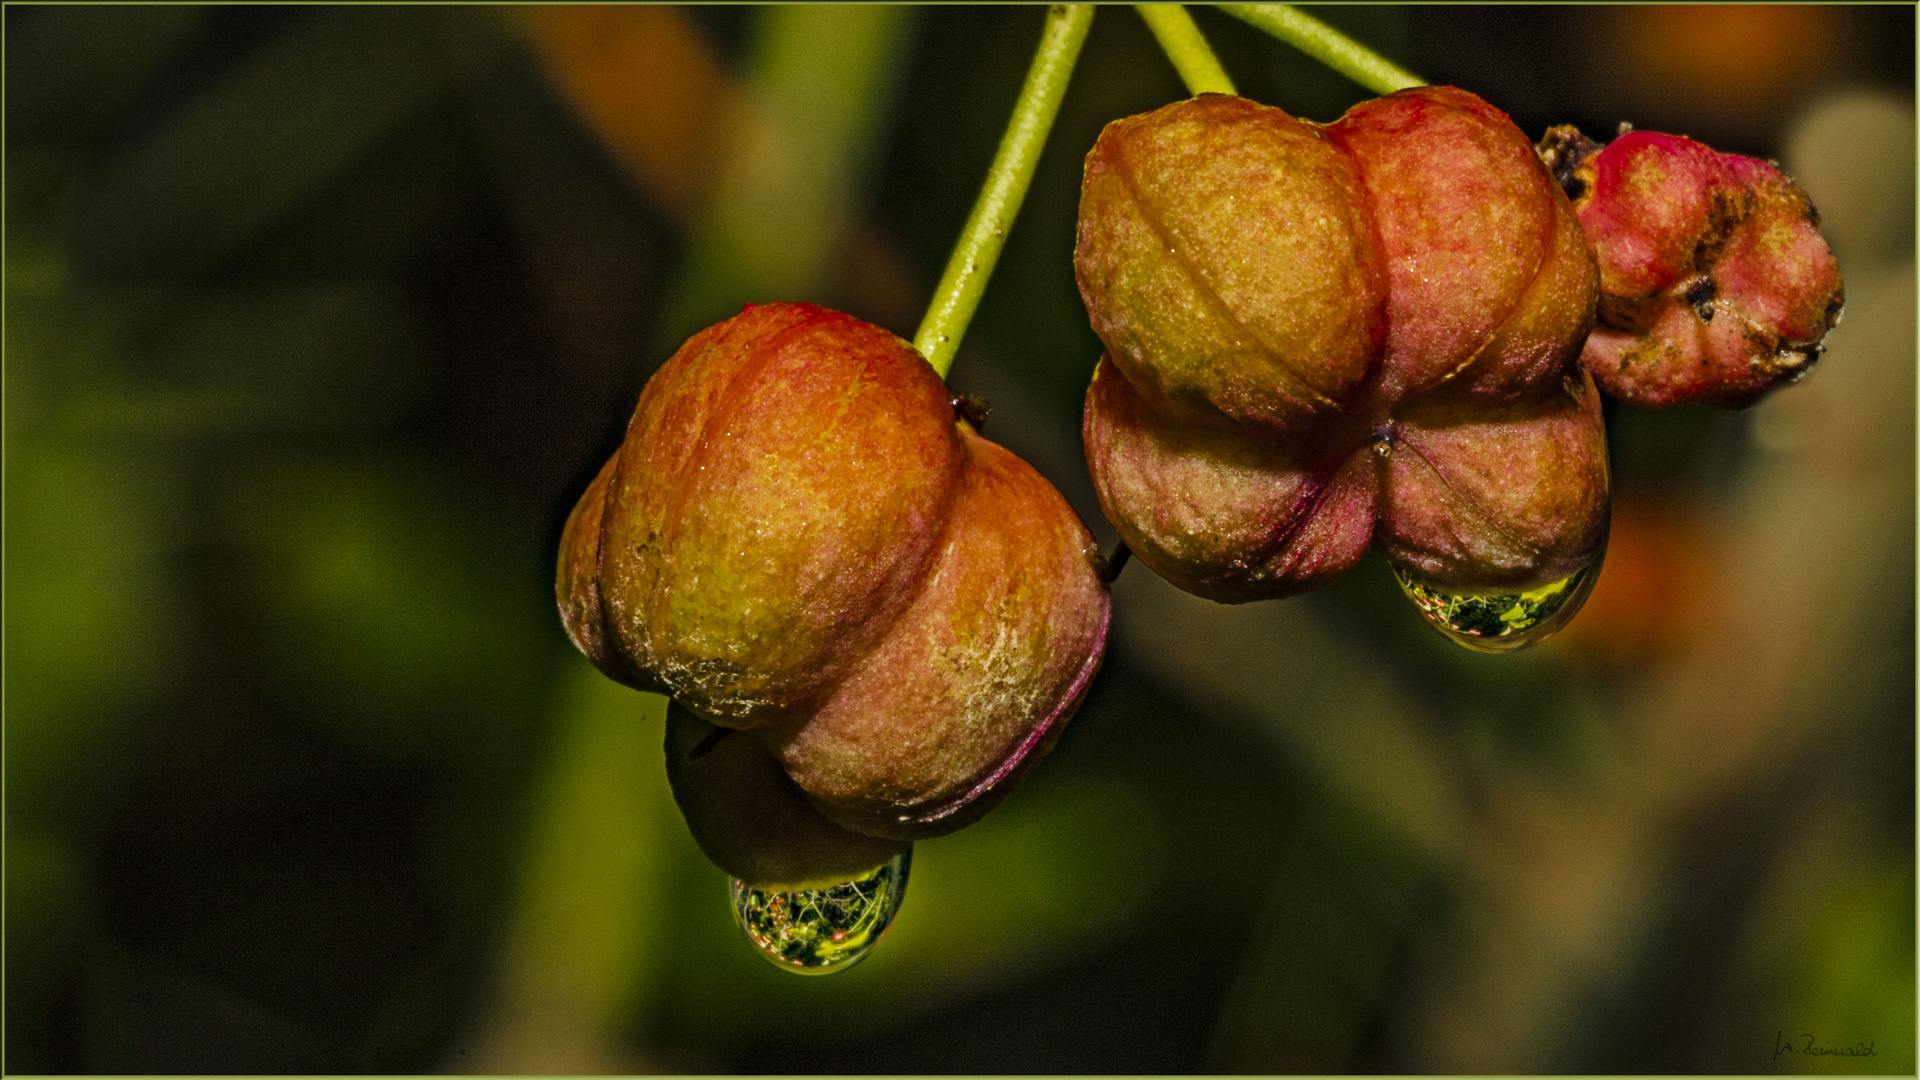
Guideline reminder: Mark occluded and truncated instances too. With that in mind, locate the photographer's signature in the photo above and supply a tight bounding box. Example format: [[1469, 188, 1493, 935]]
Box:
[[1774, 1030, 1878, 1063]]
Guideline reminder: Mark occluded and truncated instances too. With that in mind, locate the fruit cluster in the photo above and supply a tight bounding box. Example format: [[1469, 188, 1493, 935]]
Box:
[[1078, 88, 1608, 614], [556, 86, 1841, 888]]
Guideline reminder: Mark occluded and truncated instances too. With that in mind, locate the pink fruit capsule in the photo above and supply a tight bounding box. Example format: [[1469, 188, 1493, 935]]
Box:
[[1540, 126, 1845, 409]]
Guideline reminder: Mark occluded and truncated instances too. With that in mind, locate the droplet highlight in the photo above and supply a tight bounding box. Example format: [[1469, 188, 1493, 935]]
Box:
[[730, 850, 911, 975], [1393, 554, 1603, 653]]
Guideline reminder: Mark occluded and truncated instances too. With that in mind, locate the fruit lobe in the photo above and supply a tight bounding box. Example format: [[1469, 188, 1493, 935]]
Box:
[[1330, 88, 1600, 403], [1075, 92, 1385, 432], [574, 302, 965, 729], [769, 430, 1106, 838], [1541, 126, 1845, 408], [1077, 89, 1606, 606], [559, 303, 1110, 880], [664, 700, 909, 891]]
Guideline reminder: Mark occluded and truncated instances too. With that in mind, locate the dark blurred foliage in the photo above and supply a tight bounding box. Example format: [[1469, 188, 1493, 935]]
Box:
[[4, 6, 1912, 1074]]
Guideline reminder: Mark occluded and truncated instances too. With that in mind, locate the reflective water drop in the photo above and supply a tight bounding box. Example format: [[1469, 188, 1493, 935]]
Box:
[[730, 850, 911, 975], [1393, 554, 1603, 653]]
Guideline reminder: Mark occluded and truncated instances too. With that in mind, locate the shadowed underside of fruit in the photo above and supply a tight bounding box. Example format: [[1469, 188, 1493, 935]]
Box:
[[558, 303, 1111, 884], [664, 700, 909, 891], [1077, 89, 1608, 605]]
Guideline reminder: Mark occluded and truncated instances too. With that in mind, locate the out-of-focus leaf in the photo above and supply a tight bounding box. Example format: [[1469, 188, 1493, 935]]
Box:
[[1783, 90, 1916, 264], [1778, 862, 1916, 1075], [3, 828, 92, 1073], [4, 440, 181, 826], [466, 669, 674, 1075], [77, 7, 455, 278], [864, 774, 1162, 999], [1588, 6, 1840, 146], [4, 231, 98, 438], [1112, 566, 1466, 862], [459, 45, 672, 498], [65, 285, 425, 437], [79, 945, 343, 1073], [663, 4, 915, 343], [1206, 800, 1429, 1072], [4, 5, 210, 144], [221, 454, 554, 756], [4, 238, 182, 829], [1718, 794, 1917, 1076], [233, 103, 484, 280], [518, 5, 734, 223]]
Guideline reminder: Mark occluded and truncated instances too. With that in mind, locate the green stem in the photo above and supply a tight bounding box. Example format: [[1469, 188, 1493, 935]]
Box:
[[1215, 4, 1423, 96], [1137, 5, 1236, 96], [914, 4, 1094, 380]]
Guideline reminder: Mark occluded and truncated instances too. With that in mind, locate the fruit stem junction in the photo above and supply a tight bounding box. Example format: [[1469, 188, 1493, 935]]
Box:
[[914, 4, 1095, 380], [1136, 5, 1238, 96], [1214, 4, 1423, 96]]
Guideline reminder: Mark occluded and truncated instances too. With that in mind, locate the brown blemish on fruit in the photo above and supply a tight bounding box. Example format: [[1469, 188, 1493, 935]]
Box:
[[1684, 275, 1717, 321], [949, 391, 991, 431]]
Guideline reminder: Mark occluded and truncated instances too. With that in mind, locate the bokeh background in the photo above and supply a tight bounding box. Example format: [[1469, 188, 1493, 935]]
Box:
[[5, 5, 1913, 1073]]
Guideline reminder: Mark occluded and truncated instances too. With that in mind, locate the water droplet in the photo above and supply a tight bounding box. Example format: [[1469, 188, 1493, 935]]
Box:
[[730, 850, 911, 975], [1392, 553, 1603, 653]]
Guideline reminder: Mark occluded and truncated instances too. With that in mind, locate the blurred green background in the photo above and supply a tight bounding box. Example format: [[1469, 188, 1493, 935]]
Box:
[[5, 5, 1913, 1073]]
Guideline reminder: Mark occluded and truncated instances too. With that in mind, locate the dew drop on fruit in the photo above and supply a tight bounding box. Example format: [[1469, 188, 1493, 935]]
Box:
[[730, 850, 911, 975], [1392, 553, 1603, 653]]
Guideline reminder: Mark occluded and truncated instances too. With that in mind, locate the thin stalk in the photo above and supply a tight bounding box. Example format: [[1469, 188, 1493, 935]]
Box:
[[1137, 5, 1236, 96], [1215, 4, 1423, 96], [914, 4, 1094, 379]]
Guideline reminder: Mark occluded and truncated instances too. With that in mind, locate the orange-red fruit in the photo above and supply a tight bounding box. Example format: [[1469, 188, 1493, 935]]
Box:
[[1541, 126, 1845, 408], [558, 303, 1110, 878], [1077, 89, 1608, 603]]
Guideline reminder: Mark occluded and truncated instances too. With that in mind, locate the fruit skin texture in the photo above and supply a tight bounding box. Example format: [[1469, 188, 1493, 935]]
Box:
[[558, 303, 1110, 880], [1540, 126, 1844, 409], [1077, 89, 1608, 604]]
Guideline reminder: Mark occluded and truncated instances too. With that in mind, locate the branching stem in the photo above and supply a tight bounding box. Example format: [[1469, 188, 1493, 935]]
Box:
[[1137, 6, 1237, 96], [1215, 4, 1423, 96], [914, 4, 1094, 380]]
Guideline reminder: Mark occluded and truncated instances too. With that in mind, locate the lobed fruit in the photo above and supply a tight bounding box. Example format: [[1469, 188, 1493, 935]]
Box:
[[1077, 88, 1609, 607], [558, 303, 1110, 886], [1539, 126, 1845, 409]]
